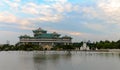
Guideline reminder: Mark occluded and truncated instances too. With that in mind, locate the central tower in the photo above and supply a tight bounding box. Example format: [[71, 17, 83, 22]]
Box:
[[33, 27, 47, 37]]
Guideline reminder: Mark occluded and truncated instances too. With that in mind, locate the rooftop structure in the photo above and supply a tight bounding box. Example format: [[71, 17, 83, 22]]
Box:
[[19, 27, 72, 50]]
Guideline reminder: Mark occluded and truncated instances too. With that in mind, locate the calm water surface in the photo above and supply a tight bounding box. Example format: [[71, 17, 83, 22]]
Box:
[[0, 51, 120, 70]]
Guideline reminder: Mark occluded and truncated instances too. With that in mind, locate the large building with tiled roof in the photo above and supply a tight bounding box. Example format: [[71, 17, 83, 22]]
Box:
[[19, 27, 72, 50]]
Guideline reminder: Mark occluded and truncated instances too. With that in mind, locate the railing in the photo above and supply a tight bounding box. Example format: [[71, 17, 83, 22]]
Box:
[[20, 38, 71, 43]]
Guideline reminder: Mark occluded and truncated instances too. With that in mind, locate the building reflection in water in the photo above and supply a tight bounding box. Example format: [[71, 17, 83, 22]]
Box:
[[32, 51, 72, 70]]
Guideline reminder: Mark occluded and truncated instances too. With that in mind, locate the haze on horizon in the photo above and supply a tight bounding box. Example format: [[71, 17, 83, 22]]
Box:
[[0, 0, 120, 44]]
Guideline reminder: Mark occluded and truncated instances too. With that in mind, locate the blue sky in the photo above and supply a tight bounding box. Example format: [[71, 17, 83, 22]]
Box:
[[0, 0, 120, 44]]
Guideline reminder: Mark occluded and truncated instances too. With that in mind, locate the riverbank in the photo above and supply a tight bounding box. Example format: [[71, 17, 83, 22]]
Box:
[[88, 49, 120, 52]]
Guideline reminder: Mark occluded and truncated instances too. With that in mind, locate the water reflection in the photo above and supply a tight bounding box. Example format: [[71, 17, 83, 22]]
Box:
[[33, 51, 72, 70], [0, 51, 120, 70], [32, 51, 120, 70]]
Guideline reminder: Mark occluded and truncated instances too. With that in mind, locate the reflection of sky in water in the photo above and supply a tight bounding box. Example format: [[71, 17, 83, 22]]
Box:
[[32, 51, 120, 70], [0, 51, 120, 70]]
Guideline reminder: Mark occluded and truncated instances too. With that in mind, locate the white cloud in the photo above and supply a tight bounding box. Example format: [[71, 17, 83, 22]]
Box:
[[0, 12, 30, 26], [0, 12, 16, 23], [97, 0, 120, 24], [14, 0, 21, 2], [0, 0, 80, 24], [21, 2, 63, 22], [21, 2, 39, 15], [0, 0, 82, 23], [52, 2, 73, 13], [28, 14, 63, 22], [98, 0, 120, 12], [83, 23, 107, 32], [76, 0, 120, 32], [69, 32, 81, 36], [44, 0, 68, 4], [3, 0, 20, 9], [46, 28, 82, 36], [20, 0, 79, 22]]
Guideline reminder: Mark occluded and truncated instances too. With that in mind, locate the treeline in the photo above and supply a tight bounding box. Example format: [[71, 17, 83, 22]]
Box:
[[51, 40, 120, 50], [73, 40, 120, 50], [89, 40, 120, 49], [0, 44, 42, 51], [0, 40, 120, 51]]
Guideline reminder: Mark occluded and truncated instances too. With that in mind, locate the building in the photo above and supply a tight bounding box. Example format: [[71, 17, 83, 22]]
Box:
[[80, 42, 90, 51], [19, 27, 72, 50]]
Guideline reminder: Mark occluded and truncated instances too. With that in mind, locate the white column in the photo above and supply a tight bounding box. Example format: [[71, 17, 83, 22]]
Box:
[[39, 42, 41, 45]]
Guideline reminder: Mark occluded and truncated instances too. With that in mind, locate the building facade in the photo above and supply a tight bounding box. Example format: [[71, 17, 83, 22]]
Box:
[[19, 28, 72, 50]]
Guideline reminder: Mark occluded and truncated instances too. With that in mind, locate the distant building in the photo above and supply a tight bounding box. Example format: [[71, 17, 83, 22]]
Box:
[[80, 42, 90, 51], [18, 27, 72, 50]]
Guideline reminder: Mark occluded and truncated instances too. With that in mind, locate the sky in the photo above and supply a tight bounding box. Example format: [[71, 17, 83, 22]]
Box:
[[0, 0, 120, 44]]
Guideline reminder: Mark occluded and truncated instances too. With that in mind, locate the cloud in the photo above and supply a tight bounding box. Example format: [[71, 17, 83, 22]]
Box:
[[51, 2, 73, 13], [69, 32, 81, 36], [75, 0, 120, 34], [0, 12, 31, 27], [45, 28, 82, 36], [97, 0, 120, 24], [14, 0, 21, 2], [20, 0, 79, 22], [0, 0, 81, 23], [44, 0, 68, 4], [83, 23, 108, 32], [21, 2, 40, 15], [0, 12, 17, 23], [21, 2, 63, 22], [98, 0, 120, 12], [2, 0, 20, 9], [30, 15, 63, 22]]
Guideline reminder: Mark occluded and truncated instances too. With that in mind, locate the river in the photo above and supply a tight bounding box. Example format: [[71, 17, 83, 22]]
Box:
[[0, 51, 120, 70]]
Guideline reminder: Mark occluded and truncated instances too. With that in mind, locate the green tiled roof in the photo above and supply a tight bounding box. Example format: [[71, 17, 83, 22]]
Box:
[[19, 28, 72, 39], [35, 33, 60, 38]]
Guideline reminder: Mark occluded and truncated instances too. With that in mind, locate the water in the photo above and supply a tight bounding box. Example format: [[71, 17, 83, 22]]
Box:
[[0, 51, 120, 70]]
